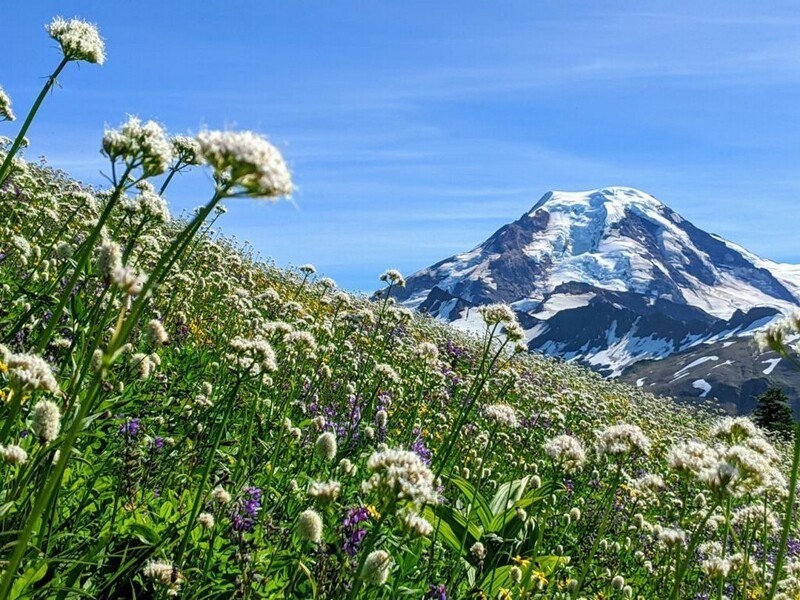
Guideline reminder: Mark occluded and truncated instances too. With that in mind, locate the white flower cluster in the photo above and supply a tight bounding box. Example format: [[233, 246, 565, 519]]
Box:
[[170, 135, 202, 166], [308, 480, 341, 503], [362, 448, 437, 506], [0, 85, 14, 121], [102, 116, 173, 178], [755, 311, 800, 355], [123, 181, 171, 223], [544, 434, 586, 472], [709, 416, 759, 443], [379, 269, 405, 287], [482, 403, 520, 428], [95, 240, 122, 280], [398, 507, 433, 537], [197, 130, 293, 199], [362, 549, 392, 585], [31, 399, 61, 444], [47, 17, 106, 65], [0, 444, 28, 465], [669, 423, 782, 497], [227, 336, 277, 375], [297, 508, 323, 543], [478, 303, 516, 326], [1, 346, 60, 394], [142, 560, 184, 596], [596, 423, 651, 458]]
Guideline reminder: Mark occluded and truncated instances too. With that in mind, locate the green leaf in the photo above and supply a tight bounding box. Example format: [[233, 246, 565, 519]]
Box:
[[424, 504, 482, 555], [448, 475, 493, 530], [126, 522, 160, 546], [10, 561, 48, 597], [489, 476, 529, 515]]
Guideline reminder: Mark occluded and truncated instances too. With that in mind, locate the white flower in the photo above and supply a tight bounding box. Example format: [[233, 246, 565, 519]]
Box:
[[31, 399, 61, 444], [362, 448, 437, 506], [146, 319, 169, 347], [668, 439, 719, 477], [142, 560, 184, 595], [379, 269, 405, 287], [211, 485, 232, 505], [197, 512, 215, 529], [470, 541, 486, 561], [362, 550, 392, 585], [398, 507, 433, 537], [102, 116, 173, 177], [0, 444, 28, 465], [171, 135, 202, 166], [0, 85, 14, 121], [307, 480, 341, 503], [113, 266, 146, 296], [197, 130, 293, 198], [482, 403, 519, 428], [47, 17, 106, 65], [124, 181, 171, 223], [315, 432, 337, 461], [544, 435, 586, 472], [95, 241, 122, 280], [478, 303, 517, 326], [297, 508, 323, 543], [710, 416, 759, 443], [5, 351, 59, 394], [596, 423, 650, 458]]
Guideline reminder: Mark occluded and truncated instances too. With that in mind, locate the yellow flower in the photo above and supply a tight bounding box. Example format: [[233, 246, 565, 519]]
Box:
[[497, 588, 513, 600], [0, 361, 7, 373], [512, 555, 531, 568], [366, 505, 380, 520], [532, 571, 548, 586]]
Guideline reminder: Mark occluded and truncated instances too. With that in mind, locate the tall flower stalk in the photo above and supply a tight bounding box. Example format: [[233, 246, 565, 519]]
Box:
[[0, 17, 105, 185]]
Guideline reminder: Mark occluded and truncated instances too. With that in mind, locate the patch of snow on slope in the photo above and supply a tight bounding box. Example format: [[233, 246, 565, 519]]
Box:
[[762, 358, 781, 375], [532, 293, 595, 320], [674, 356, 718, 379], [692, 379, 712, 398]]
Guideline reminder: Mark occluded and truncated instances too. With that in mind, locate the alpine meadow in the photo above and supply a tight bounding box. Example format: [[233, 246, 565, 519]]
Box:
[[2, 12, 800, 600]]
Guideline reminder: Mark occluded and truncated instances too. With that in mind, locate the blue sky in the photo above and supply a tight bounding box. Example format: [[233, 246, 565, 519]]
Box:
[[3, 2, 799, 291]]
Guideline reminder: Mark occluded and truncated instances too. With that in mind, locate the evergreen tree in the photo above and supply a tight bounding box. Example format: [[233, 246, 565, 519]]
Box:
[[752, 387, 795, 440]]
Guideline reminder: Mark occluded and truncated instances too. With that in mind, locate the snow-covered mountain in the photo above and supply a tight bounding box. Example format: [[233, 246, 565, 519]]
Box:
[[391, 187, 800, 410]]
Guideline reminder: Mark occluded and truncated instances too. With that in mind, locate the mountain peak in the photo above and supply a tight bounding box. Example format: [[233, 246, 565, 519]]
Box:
[[528, 187, 664, 218]]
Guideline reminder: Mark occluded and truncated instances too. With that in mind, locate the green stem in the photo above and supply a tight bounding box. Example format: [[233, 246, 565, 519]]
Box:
[[174, 378, 240, 567], [766, 422, 800, 600], [0, 57, 69, 185]]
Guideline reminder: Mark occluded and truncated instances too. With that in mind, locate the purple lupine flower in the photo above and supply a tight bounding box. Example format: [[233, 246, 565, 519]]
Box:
[[231, 487, 262, 532], [119, 418, 141, 437], [426, 584, 447, 600], [341, 506, 370, 556], [410, 428, 432, 465], [153, 436, 165, 450]]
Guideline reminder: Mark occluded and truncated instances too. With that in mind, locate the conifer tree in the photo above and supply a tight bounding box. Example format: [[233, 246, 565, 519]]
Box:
[[752, 386, 795, 440]]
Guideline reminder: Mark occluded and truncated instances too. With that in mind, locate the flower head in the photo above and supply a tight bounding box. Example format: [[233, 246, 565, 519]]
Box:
[[47, 17, 106, 64], [297, 508, 323, 543], [102, 116, 173, 178], [362, 448, 437, 506], [5, 351, 59, 395], [31, 399, 61, 444], [0, 86, 14, 121], [170, 135, 202, 166], [482, 403, 520, 428], [315, 431, 337, 461], [544, 434, 586, 473], [596, 423, 650, 459], [197, 130, 293, 198], [362, 549, 392, 585], [379, 269, 405, 287]]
